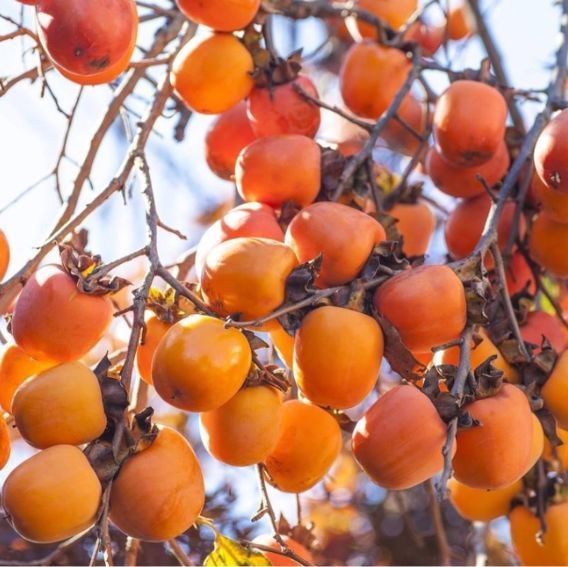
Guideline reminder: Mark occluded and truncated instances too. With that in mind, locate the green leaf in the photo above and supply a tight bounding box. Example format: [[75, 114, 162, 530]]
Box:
[[204, 534, 272, 566]]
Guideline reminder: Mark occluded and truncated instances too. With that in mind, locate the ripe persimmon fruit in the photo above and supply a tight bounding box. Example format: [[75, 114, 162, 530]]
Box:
[[403, 22, 444, 57], [152, 315, 251, 412], [0, 229, 9, 281], [264, 400, 342, 493], [381, 94, 427, 157], [0, 418, 10, 470], [135, 314, 171, 385], [446, 3, 475, 40], [176, 0, 260, 31], [520, 310, 568, 353], [294, 306, 383, 409], [235, 135, 321, 208], [389, 201, 436, 256], [110, 426, 205, 541], [171, 33, 254, 114], [12, 265, 113, 363], [532, 170, 568, 223], [200, 385, 283, 466], [505, 251, 537, 296], [252, 534, 314, 566], [356, 0, 418, 35], [352, 385, 451, 490], [534, 108, 568, 193], [270, 324, 295, 368], [2, 445, 101, 543], [541, 350, 568, 430], [285, 202, 386, 287], [528, 213, 568, 277], [543, 427, 568, 467]]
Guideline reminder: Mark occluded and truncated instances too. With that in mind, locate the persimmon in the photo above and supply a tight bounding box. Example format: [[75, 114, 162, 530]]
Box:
[[235, 135, 321, 207], [152, 315, 251, 412], [528, 414, 544, 468], [505, 251, 537, 296], [439, 327, 520, 384], [381, 94, 428, 157], [448, 477, 522, 522], [520, 310, 568, 353], [12, 265, 113, 363], [0, 344, 52, 413], [356, 0, 418, 35], [373, 265, 466, 353], [541, 350, 568, 430], [403, 22, 444, 57], [534, 108, 568, 193], [2, 445, 101, 543], [340, 41, 411, 119], [270, 325, 295, 368], [352, 385, 451, 490], [528, 213, 568, 277], [247, 76, 321, 138], [427, 140, 510, 198], [12, 362, 106, 449], [447, 3, 475, 40], [433, 80, 507, 166], [171, 33, 254, 114], [389, 201, 436, 256], [205, 103, 256, 180], [176, 0, 259, 31], [252, 534, 314, 566], [543, 427, 568, 466], [294, 306, 383, 409], [264, 400, 342, 493], [200, 237, 297, 325], [36, 0, 137, 78], [444, 194, 525, 267], [135, 314, 171, 385], [285, 202, 386, 287], [0, 418, 10, 470], [0, 229, 9, 281], [200, 385, 283, 466], [453, 383, 534, 489], [195, 203, 284, 279], [532, 171, 568, 223], [110, 426, 205, 541], [510, 502, 568, 566]]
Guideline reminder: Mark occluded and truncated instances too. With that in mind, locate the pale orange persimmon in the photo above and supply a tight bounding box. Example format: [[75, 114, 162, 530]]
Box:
[[357, 0, 418, 35], [152, 315, 251, 412], [285, 201, 386, 287], [264, 400, 342, 493], [2, 445, 101, 543], [352, 385, 452, 489], [270, 324, 295, 368], [447, 3, 475, 40], [427, 140, 510, 198], [528, 213, 568, 277], [200, 385, 283, 466], [176, 0, 259, 31], [205, 102, 256, 180], [453, 384, 534, 489], [541, 350, 568, 430], [390, 201, 436, 256], [373, 265, 466, 353], [235, 135, 321, 208], [295, 306, 383, 409], [110, 427, 205, 541], [0, 343, 53, 413], [247, 76, 321, 138], [171, 33, 254, 114], [135, 314, 171, 385], [534, 108, 568, 194], [252, 534, 314, 566], [434, 80, 507, 166], [520, 310, 568, 353], [12, 361, 106, 449], [11, 265, 113, 363], [0, 229, 9, 281]]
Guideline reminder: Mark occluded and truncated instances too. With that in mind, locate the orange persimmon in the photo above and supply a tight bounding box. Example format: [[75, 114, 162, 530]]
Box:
[[390, 201, 436, 256], [176, 0, 259, 31], [528, 213, 568, 277]]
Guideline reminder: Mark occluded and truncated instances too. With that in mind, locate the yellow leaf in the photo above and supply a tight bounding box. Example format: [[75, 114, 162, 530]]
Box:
[[204, 534, 272, 566]]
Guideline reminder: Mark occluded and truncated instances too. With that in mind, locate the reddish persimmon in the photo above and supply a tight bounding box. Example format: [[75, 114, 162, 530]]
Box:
[[352, 385, 452, 490], [448, 477, 522, 522], [534, 108, 568, 193], [135, 314, 171, 385], [403, 22, 444, 56], [340, 41, 411, 119], [447, 3, 475, 40], [152, 315, 251, 412], [235, 135, 321, 207], [12, 265, 113, 363], [357, 0, 418, 35], [373, 265, 466, 353], [532, 171, 568, 223], [36, 0, 137, 78], [110, 427, 205, 541], [12, 362, 106, 449], [0, 344, 52, 413], [528, 213, 568, 277], [252, 535, 314, 566], [520, 310, 568, 353], [505, 251, 537, 296], [264, 400, 342, 493], [171, 33, 254, 114], [195, 203, 284, 279], [176, 0, 259, 31], [427, 140, 510, 198], [205, 103, 256, 180], [247, 76, 321, 138], [294, 306, 384, 409], [453, 383, 534, 489], [434, 80, 507, 166], [382, 94, 428, 157], [0, 229, 9, 281], [285, 202, 386, 287], [200, 385, 283, 466], [390, 201, 436, 256], [200, 237, 297, 324], [2, 445, 101, 543], [541, 350, 568, 430]]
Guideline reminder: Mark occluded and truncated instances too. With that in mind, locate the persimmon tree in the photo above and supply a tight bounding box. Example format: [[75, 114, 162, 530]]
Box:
[[1, 0, 568, 566]]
